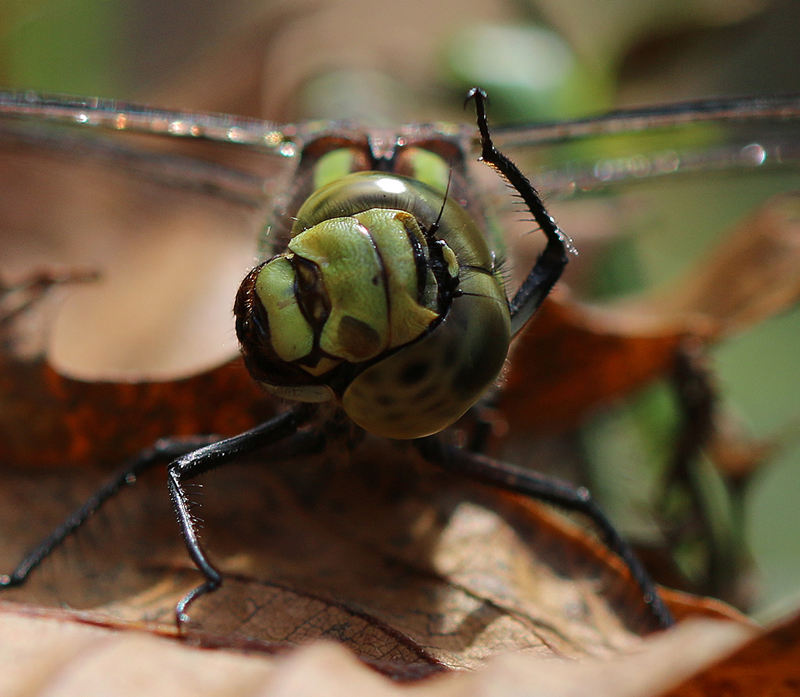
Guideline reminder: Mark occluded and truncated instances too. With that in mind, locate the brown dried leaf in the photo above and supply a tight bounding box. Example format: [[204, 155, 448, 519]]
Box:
[[0, 607, 277, 697], [0, 602, 764, 697], [658, 588, 756, 624], [499, 191, 800, 434], [664, 609, 800, 697], [0, 436, 676, 671], [0, 353, 272, 469], [498, 292, 695, 434]]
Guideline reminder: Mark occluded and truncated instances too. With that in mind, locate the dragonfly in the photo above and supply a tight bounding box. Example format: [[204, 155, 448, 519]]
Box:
[[1, 87, 799, 638]]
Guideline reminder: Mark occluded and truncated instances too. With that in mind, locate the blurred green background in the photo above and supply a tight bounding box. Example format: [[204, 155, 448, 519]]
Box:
[[2, 0, 800, 618]]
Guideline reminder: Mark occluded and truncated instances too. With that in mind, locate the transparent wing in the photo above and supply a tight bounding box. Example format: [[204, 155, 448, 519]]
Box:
[[475, 95, 800, 296], [0, 91, 292, 149], [492, 95, 800, 148], [0, 92, 301, 379]]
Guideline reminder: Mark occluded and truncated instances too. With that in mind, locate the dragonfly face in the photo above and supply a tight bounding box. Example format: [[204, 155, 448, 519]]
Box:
[[235, 132, 510, 438]]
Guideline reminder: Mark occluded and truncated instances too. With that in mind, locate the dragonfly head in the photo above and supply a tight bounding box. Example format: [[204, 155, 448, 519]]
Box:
[[235, 171, 510, 438]]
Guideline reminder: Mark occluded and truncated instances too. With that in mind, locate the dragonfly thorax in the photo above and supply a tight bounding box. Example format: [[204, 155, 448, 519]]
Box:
[[235, 171, 510, 439]]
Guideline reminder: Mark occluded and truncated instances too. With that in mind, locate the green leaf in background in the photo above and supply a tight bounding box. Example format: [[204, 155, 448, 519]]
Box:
[[2, 0, 125, 95], [443, 23, 613, 123]]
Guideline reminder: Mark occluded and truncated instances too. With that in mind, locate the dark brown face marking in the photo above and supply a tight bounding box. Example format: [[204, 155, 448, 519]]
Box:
[[337, 315, 382, 361], [294, 257, 330, 328]]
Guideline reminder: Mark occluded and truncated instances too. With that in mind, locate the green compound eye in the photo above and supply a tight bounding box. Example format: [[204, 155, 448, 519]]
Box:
[[236, 169, 510, 439], [342, 267, 510, 438]]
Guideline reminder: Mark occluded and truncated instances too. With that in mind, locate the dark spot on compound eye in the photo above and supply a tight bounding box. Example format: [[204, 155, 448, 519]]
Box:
[[360, 369, 380, 385], [452, 363, 487, 401], [451, 312, 508, 399], [414, 383, 439, 401], [426, 397, 450, 415], [375, 393, 395, 407], [440, 338, 460, 368], [399, 361, 430, 385], [371, 275, 380, 285]]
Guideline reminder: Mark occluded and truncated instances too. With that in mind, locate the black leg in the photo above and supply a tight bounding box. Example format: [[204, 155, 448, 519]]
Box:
[[0, 435, 216, 587], [1, 404, 320, 617], [416, 435, 675, 629], [467, 87, 574, 336], [165, 403, 318, 623], [663, 344, 731, 595], [669, 345, 716, 491]]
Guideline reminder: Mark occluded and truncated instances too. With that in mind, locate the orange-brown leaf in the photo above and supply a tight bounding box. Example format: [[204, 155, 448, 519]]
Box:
[[500, 191, 800, 434], [1, 434, 718, 674], [0, 355, 273, 469], [499, 293, 694, 434], [664, 610, 800, 697]]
